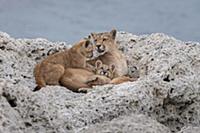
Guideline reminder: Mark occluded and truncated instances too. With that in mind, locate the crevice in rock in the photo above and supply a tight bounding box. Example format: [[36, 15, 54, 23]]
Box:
[[156, 94, 195, 133], [0, 46, 5, 50], [163, 75, 170, 82], [24, 122, 32, 127], [2, 92, 17, 107]]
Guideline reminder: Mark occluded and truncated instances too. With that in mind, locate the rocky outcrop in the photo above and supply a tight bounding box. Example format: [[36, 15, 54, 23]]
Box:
[[178, 126, 200, 133], [0, 31, 200, 132], [78, 114, 170, 133]]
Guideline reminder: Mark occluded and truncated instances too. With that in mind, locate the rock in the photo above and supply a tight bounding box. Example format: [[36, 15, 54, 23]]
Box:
[[0, 31, 200, 132], [78, 114, 171, 133], [0, 80, 25, 133], [178, 126, 200, 133], [0, 32, 70, 89]]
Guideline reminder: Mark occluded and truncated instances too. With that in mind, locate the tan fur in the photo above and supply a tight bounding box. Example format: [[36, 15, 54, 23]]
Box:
[[88, 29, 135, 84], [89, 29, 128, 78], [94, 60, 115, 79], [59, 60, 112, 92], [110, 76, 137, 84], [34, 30, 137, 91], [34, 39, 94, 90], [94, 60, 136, 84]]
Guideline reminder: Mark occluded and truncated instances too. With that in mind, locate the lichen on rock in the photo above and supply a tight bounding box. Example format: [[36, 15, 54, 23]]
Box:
[[0, 31, 200, 132]]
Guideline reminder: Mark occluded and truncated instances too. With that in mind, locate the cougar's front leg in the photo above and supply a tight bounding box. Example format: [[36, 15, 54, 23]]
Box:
[[86, 75, 111, 86], [110, 76, 137, 84]]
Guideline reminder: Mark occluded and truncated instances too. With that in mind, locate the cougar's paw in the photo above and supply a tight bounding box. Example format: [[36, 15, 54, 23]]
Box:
[[78, 88, 92, 93], [129, 77, 138, 82], [87, 76, 99, 83]]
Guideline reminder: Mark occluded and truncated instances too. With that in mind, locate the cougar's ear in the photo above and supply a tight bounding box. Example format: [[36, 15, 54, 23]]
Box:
[[110, 29, 117, 40], [95, 60, 102, 68], [84, 40, 91, 48], [110, 64, 115, 72], [91, 32, 96, 38], [88, 35, 91, 39]]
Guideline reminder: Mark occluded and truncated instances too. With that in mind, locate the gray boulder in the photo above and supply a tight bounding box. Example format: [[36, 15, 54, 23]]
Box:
[[0, 31, 200, 132], [78, 114, 171, 133], [177, 126, 200, 133]]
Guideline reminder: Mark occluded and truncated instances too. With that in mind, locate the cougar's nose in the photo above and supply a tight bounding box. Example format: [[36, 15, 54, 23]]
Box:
[[103, 71, 108, 75], [89, 52, 93, 58], [96, 45, 101, 49], [96, 45, 105, 53]]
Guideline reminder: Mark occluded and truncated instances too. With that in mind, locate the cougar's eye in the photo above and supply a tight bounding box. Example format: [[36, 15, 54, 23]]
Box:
[[103, 38, 107, 41], [84, 40, 91, 48], [100, 71, 104, 75], [105, 72, 108, 76]]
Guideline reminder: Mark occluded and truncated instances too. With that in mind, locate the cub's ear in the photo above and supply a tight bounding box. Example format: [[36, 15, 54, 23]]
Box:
[[84, 40, 91, 48], [95, 60, 102, 68], [110, 64, 115, 72], [110, 29, 117, 40], [91, 32, 96, 38], [88, 35, 91, 39]]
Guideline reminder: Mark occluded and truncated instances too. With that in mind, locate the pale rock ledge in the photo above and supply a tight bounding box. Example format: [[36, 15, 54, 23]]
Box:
[[0, 31, 200, 133]]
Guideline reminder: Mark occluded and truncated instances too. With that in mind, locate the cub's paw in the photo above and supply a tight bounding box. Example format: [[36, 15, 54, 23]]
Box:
[[86, 76, 99, 83], [78, 88, 92, 93], [129, 77, 138, 82], [87, 75, 111, 86]]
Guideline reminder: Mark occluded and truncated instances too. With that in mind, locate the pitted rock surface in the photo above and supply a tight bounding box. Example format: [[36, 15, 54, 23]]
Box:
[[0, 31, 200, 132]]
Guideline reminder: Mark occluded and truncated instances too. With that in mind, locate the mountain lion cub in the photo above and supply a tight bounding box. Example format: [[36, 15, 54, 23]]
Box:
[[88, 29, 135, 84], [59, 60, 114, 92], [34, 39, 94, 91]]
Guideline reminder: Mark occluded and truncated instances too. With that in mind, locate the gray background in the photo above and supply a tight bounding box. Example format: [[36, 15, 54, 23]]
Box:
[[0, 0, 199, 43]]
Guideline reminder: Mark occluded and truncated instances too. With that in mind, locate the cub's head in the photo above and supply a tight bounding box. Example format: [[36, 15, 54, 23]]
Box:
[[95, 60, 115, 79], [89, 29, 117, 58], [79, 39, 94, 60]]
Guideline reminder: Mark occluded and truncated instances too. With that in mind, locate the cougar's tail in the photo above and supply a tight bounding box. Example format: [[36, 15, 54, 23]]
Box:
[[33, 63, 46, 91]]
